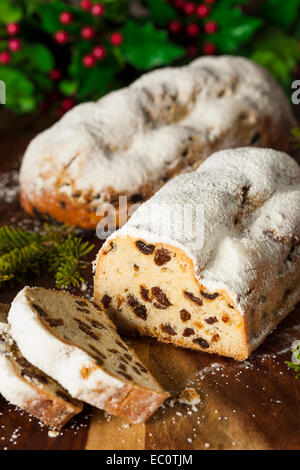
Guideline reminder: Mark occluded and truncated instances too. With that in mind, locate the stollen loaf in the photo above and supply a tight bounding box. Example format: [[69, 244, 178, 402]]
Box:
[[20, 56, 295, 229], [94, 148, 300, 361]]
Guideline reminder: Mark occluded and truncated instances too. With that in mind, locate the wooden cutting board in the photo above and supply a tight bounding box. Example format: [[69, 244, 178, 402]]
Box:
[[0, 113, 299, 450]]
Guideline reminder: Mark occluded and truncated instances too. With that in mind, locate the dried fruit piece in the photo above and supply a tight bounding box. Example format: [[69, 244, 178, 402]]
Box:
[[160, 324, 177, 335], [204, 316, 218, 325], [200, 291, 219, 300], [90, 319, 104, 330], [154, 248, 172, 266], [193, 337, 209, 349], [140, 286, 151, 302], [32, 304, 48, 318], [180, 309, 191, 322], [79, 325, 99, 340], [127, 294, 147, 320], [119, 371, 133, 381], [152, 287, 171, 308], [47, 318, 64, 327], [184, 291, 203, 306], [183, 328, 195, 337], [101, 294, 112, 308], [136, 240, 155, 255], [21, 369, 49, 385], [212, 334, 220, 342]]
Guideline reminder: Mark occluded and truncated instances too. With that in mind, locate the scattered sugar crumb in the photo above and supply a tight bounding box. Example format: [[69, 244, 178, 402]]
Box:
[[48, 430, 60, 438], [178, 388, 201, 405]]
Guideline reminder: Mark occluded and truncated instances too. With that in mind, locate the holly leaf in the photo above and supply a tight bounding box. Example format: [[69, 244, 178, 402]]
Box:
[[33, 74, 54, 93], [120, 21, 184, 70], [77, 61, 118, 99], [59, 79, 78, 97], [0, 67, 36, 113], [259, 0, 300, 30], [30, 44, 55, 73], [10, 43, 55, 73], [0, 1, 23, 24], [145, 0, 177, 26], [37, 1, 90, 34], [209, 1, 263, 54], [102, 0, 129, 22]]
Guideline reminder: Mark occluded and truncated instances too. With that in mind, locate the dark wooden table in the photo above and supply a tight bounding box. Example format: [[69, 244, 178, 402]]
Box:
[[0, 112, 299, 450]]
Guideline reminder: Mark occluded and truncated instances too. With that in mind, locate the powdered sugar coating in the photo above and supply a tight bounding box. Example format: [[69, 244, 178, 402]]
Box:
[[20, 56, 295, 205], [104, 148, 300, 315]]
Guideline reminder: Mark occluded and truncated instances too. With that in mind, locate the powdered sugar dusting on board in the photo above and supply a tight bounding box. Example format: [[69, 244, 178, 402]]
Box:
[[0, 171, 19, 203]]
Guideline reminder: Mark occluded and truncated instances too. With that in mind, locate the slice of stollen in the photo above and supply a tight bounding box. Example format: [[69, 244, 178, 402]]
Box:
[[8, 287, 168, 424], [0, 303, 83, 429]]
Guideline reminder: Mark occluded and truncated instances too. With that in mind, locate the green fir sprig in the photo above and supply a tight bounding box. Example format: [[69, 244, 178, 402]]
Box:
[[285, 343, 300, 379], [291, 127, 300, 149], [0, 224, 94, 288]]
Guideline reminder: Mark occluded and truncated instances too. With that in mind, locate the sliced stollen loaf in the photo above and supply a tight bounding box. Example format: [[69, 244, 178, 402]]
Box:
[[0, 303, 83, 429], [19, 56, 295, 229], [94, 148, 300, 361], [8, 287, 168, 424]]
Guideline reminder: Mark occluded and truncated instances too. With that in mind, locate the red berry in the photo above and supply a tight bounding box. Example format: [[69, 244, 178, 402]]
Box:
[[184, 2, 195, 15], [203, 42, 216, 54], [8, 38, 21, 52], [196, 4, 210, 17], [61, 98, 74, 111], [49, 69, 62, 81], [91, 3, 105, 16], [59, 11, 73, 24], [54, 30, 69, 44], [186, 23, 199, 36], [173, 0, 185, 8], [82, 54, 96, 68], [110, 32, 123, 46], [0, 51, 11, 64], [80, 0, 92, 10], [93, 45, 106, 60], [81, 26, 95, 39], [6, 23, 20, 36], [186, 45, 198, 57], [169, 20, 182, 34], [204, 20, 218, 34]]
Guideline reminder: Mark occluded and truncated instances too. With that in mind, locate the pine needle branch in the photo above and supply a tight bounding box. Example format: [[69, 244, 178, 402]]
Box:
[[291, 127, 300, 149], [0, 224, 94, 289]]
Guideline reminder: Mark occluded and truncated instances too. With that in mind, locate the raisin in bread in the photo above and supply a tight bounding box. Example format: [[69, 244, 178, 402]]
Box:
[[94, 148, 300, 361], [8, 287, 168, 424], [0, 303, 82, 429], [19, 56, 295, 229]]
